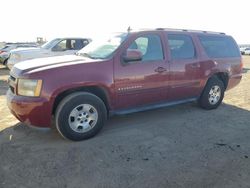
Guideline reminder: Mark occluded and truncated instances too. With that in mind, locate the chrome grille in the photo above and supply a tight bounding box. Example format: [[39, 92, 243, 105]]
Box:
[[8, 74, 17, 94]]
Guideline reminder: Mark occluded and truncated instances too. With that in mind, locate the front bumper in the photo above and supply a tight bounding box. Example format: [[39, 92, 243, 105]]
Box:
[[7, 89, 52, 127], [6, 58, 16, 70]]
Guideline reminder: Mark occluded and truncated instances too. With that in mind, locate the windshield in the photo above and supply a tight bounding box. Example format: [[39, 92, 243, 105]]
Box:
[[77, 33, 128, 59], [1, 45, 11, 51], [41, 39, 61, 49]]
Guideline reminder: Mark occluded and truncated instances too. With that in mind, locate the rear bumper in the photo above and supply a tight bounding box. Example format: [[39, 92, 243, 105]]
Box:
[[6, 89, 52, 127], [227, 73, 242, 90]]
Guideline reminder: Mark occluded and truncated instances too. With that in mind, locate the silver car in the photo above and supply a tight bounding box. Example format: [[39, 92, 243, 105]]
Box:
[[7, 38, 91, 69], [0, 43, 38, 65]]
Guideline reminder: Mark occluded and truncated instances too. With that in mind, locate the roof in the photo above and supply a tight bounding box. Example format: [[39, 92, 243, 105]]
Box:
[[129, 27, 226, 35]]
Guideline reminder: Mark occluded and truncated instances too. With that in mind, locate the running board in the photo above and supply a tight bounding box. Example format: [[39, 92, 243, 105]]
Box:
[[110, 97, 198, 116]]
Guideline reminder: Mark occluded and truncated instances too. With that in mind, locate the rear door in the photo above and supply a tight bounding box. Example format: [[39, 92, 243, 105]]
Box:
[[114, 32, 170, 109], [167, 33, 202, 101]]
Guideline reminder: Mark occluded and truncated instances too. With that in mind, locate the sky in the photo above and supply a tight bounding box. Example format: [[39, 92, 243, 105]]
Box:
[[1, 0, 250, 44]]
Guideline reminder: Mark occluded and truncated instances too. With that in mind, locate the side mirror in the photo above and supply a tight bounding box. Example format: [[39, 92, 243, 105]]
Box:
[[123, 49, 142, 62]]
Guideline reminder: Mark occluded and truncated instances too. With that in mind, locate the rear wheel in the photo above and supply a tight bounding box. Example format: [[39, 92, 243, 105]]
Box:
[[198, 76, 225, 110], [55, 92, 107, 141]]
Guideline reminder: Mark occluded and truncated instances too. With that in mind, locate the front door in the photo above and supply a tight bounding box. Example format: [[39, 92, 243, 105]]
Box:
[[114, 33, 170, 109]]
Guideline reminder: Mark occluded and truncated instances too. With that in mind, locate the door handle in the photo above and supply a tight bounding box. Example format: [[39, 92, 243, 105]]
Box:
[[155, 67, 167, 73]]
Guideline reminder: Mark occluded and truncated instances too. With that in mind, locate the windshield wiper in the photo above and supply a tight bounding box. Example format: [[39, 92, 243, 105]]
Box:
[[77, 52, 92, 58]]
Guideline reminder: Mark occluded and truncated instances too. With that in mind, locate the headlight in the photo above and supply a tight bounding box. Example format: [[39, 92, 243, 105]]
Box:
[[11, 53, 21, 61], [17, 79, 43, 97]]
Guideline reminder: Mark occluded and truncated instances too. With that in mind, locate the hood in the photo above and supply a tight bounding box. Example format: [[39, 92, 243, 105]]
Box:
[[11, 47, 43, 54], [13, 55, 96, 73]]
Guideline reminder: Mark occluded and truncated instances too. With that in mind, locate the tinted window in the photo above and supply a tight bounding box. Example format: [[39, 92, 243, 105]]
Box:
[[128, 34, 163, 61], [70, 39, 89, 50], [199, 35, 240, 58], [168, 34, 196, 60], [71, 40, 82, 50]]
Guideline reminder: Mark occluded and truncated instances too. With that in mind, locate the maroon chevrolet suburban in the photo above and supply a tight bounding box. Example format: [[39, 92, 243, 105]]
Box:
[[7, 28, 242, 141]]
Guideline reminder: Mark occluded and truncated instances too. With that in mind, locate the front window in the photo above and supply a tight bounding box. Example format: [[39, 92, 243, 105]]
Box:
[[127, 34, 164, 62], [52, 39, 89, 51], [52, 40, 67, 51], [77, 33, 128, 59], [41, 39, 61, 49]]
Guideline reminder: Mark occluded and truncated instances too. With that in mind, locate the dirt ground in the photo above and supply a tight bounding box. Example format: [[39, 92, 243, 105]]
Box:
[[0, 57, 250, 188]]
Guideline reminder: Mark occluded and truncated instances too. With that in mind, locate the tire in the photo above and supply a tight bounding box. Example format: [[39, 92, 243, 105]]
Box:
[[55, 92, 107, 141], [198, 76, 225, 110]]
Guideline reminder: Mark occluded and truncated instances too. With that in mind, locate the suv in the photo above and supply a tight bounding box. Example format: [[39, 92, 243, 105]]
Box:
[[7, 38, 91, 69], [7, 29, 242, 141]]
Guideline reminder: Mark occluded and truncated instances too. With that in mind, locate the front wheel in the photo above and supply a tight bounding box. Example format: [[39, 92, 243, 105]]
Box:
[[198, 76, 225, 110], [55, 92, 107, 141]]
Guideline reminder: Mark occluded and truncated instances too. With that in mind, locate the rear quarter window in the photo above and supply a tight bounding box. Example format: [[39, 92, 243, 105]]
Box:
[[199, 35, 240, 58]]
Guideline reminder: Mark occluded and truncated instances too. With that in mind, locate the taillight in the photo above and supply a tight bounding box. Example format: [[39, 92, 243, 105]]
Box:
[[240, 60, 243, 70]]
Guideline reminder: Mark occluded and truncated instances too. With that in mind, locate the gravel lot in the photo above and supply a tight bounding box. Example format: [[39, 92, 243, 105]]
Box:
[[0, 57, 250, 188]]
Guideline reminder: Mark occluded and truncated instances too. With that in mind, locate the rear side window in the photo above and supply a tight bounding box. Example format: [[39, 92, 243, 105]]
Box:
[[199, 35, 240, 58], [168, 34, 196, 60], [72, 39, 89, 50]]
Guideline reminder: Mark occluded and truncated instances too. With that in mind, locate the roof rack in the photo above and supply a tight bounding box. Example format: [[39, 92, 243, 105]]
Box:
[[155, 28, 225, 35]]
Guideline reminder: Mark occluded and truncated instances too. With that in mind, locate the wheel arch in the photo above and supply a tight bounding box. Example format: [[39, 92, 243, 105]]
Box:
[[52, 86, 111, 115], [206, 71, 229, 90], [213, 72, 229, 89]]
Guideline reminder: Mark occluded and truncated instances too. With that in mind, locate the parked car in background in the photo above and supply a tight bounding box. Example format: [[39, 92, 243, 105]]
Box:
[[0, 43, 38, 65], [7, 28, 242, 141], [240, 47, 247, 55], [7, 38, 91, 69], [244, 47, 250, 55]]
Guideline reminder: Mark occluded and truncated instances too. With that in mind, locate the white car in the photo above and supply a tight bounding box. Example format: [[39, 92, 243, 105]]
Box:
[[244, 47, 250, 55], [240, 47, 247, 55], [7, 38, 90, 69]]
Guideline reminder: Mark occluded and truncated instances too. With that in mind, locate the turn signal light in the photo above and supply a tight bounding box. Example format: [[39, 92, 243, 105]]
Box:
[[240, 60, 243, 70]]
